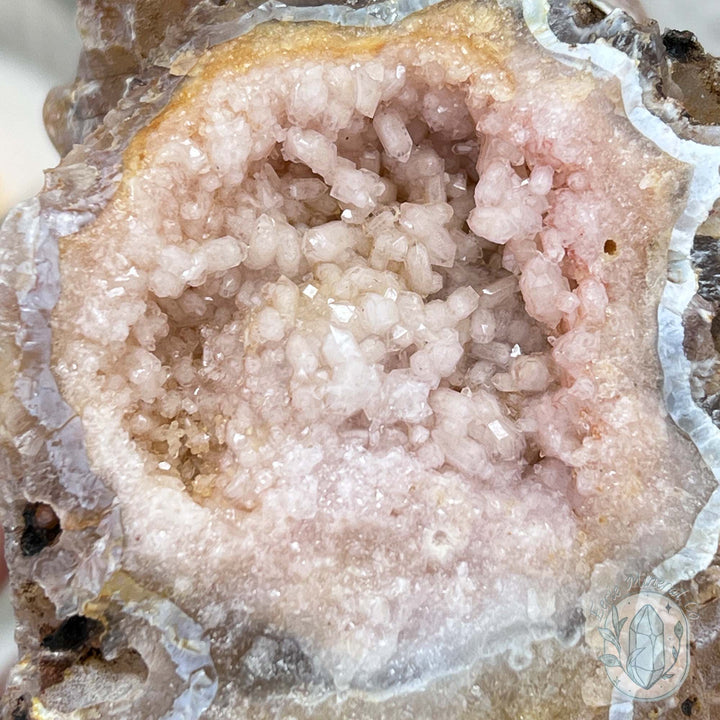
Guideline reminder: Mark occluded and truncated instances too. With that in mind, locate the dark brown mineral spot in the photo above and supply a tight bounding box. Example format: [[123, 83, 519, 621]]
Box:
[[711, 313, 720, 353], [571, 1, 607, 28], [41, 615, 102, 653], [663, 37, 720, 126], [691, 236, 720, 304], [662, 31, 705, 64], [603, 239, 617, 255], [38, 657, 73, 692], [20, 503, 61, 557], [9, 696, 30, 720], [681, 696, 698, 716]]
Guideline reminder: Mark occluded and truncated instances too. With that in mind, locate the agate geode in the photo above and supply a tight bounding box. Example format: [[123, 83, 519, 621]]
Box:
[[2, 1, 720, 718]]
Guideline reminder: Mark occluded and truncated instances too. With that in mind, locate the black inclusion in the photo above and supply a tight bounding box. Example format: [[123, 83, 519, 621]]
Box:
[[663, 30, 705, 64], [681, 697, 697, 716], [41, 615, 102, 653], [20, 503, 62, 557]]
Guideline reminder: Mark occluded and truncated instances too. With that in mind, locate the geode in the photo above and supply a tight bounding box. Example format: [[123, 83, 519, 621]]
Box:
[[2, 0, 720, 718]]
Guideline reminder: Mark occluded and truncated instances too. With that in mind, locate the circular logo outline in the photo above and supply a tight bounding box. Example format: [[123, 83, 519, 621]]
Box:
[[598, 590, 690, 702]]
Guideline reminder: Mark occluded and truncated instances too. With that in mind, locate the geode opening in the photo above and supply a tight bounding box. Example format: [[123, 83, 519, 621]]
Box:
[[4, 0, 720, 717], [48, 0, 711, 690]]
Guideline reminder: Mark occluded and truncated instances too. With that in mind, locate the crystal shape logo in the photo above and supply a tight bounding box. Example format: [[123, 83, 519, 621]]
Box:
[[597, 591, 690, 701]]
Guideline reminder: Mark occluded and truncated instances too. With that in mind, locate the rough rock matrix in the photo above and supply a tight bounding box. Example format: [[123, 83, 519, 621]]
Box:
[[3, 1, 720, 719]]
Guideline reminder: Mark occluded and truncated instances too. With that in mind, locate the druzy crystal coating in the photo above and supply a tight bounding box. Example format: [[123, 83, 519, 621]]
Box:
[[2, 1, 720, 719]]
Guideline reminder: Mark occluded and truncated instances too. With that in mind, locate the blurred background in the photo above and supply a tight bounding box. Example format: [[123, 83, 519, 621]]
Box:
[[0, 2, 79, 217], [0, 0, 718, 693]]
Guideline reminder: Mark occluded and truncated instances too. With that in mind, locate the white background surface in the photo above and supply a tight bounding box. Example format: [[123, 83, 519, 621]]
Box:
[[0, 2, 79, 216], [645, 0, 720, 54]]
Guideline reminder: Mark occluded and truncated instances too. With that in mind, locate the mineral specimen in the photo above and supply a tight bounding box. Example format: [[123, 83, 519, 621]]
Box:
[[2, 0, 720, 718]]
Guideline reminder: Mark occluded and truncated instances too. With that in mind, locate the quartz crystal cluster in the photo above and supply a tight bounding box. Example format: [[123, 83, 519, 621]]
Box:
[[2, 1, 720, 719]]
